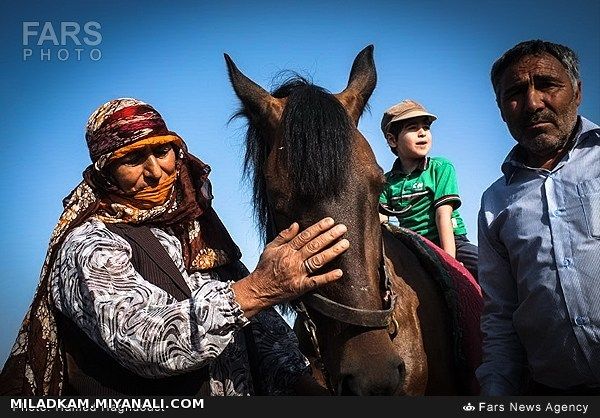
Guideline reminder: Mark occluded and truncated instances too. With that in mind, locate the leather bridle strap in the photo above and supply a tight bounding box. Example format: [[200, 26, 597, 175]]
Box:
[[302, 291, 396, 328], [301, 253, 397, 328]]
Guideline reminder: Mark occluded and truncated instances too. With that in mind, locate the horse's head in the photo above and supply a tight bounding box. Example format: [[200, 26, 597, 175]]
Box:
[[226, 45, 406, 395]]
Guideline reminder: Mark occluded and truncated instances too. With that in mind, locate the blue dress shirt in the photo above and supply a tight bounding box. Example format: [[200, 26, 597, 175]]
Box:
[[477, 116, 600, 395]]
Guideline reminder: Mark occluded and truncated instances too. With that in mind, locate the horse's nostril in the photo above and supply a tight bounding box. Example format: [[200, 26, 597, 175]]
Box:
[[339, 374, 361, 395], [338, 363, 404, 395], [394, 359, 406, 394], [398, 359, 406, 382]]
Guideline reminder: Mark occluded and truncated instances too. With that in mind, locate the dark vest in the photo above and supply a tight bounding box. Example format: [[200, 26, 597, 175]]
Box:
[[59, 223, 210, 396]]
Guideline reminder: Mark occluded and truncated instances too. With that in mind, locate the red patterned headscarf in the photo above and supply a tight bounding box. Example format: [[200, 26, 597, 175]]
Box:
[[86, 98, 178, 166], [0, 98, 241, 394]]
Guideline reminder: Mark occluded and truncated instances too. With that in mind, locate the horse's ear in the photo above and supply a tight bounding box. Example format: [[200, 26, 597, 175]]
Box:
[[224, 53, 284, 129], [335, 44, 377, 126]]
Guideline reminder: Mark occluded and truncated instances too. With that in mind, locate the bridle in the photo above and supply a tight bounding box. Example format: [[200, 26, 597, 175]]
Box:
[[292, 237, 398, 394]]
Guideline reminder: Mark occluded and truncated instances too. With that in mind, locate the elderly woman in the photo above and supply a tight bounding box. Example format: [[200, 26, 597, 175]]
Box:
[[0, 98, 349, 395]]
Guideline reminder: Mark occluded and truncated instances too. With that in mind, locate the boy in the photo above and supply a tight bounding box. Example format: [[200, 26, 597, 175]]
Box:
[[379, 99, 478, 281]]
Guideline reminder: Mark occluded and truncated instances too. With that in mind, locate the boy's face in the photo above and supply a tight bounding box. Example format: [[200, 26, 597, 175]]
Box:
[[386, 116, 433, 160]]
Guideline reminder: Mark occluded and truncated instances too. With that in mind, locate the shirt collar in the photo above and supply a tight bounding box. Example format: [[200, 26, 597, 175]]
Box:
[[501, 116, 599, 184], [391, 156, 429, 174]]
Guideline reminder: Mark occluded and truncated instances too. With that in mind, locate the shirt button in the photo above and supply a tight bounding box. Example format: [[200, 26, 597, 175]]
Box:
[[563, 258, 572, 268], [553, 209, 562, 217], [575, 316, 589, 326]]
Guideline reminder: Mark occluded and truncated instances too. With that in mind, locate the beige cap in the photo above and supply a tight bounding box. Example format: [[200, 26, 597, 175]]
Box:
[[381, 99, 437, 134]]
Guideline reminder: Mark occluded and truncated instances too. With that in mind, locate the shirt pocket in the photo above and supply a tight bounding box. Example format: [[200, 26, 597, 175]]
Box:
[[577, 176, 600, 238]]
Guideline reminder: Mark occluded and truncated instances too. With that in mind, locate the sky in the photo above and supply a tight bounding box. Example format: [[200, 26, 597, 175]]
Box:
[[0, 0, 598, 364]]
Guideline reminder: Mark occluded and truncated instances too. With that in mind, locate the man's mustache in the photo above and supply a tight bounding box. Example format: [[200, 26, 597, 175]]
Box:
[[520, 111, 556, 127]]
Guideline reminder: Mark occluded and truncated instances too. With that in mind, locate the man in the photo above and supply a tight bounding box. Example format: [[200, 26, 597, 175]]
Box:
[[477, 40, 600, 395]]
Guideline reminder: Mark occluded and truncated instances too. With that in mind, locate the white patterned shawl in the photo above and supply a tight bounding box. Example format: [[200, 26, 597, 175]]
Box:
[[51, 218, 309, 395]]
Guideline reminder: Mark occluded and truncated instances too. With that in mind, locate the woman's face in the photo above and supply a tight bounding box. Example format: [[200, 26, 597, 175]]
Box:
[[109, 143, 176, 195]]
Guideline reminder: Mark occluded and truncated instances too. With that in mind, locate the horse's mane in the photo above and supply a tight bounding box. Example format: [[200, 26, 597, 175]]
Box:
[[233, 75, 353, 243]]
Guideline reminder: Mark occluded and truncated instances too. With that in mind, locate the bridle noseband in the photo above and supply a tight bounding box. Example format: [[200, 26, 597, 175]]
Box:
[[299, 260, 397, 328]]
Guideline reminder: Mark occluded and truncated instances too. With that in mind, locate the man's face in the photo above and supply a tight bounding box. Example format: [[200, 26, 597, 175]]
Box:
[[496, 52, 581, 160]]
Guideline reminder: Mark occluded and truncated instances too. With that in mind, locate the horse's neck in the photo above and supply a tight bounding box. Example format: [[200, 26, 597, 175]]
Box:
[[382, 229, 459, 394]]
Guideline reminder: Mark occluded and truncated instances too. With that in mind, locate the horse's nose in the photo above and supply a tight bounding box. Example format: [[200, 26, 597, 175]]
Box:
[[338, 359, 405, 395]]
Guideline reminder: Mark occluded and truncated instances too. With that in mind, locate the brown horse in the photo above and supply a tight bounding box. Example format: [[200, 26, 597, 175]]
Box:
[[225, 45, 465, 395]]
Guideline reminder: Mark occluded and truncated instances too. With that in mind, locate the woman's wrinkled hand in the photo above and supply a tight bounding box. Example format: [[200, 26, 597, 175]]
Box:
[[232, 217, 349, 318]]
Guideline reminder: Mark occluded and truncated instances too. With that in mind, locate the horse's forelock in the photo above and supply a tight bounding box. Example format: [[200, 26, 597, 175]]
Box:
[[236, 76, 354, 243], [278, 79, 352, 203]]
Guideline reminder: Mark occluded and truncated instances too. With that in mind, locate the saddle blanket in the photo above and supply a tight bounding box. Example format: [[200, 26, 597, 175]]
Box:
[[384, 224, 483, 395]]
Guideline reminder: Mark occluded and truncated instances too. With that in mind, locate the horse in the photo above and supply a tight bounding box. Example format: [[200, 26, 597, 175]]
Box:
[[225, 45, 475, 395]]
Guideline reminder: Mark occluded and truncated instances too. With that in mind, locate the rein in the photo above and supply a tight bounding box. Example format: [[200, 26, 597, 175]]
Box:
[[293, 236, 398, 394]]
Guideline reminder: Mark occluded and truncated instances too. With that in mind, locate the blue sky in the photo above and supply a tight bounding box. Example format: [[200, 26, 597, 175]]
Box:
[[0, 0, 598, 363]]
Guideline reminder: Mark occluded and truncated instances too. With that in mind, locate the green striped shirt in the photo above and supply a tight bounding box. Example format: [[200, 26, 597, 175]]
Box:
[[379, 156, 467, 243]]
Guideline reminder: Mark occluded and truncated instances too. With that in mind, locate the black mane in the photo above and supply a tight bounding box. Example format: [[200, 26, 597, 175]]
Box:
[[234, 76, 353, 242]]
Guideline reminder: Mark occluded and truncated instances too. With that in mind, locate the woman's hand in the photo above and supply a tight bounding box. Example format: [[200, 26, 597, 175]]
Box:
[[231, 217, 349, 318]]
